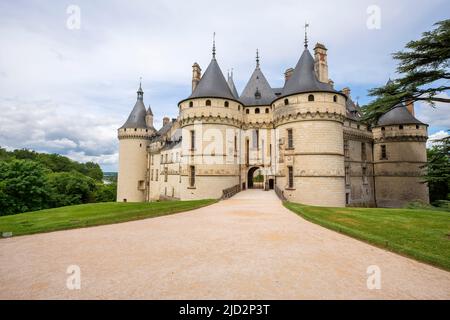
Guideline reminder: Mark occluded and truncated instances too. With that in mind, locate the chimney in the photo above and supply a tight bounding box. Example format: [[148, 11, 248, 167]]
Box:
[[284, 68, 294, 83], [163, 116, 170, 126], [192, 62, 202, 92], [342, 87, 351, 97], [405, 100, 415, 116], [314, 43, 328, 83]]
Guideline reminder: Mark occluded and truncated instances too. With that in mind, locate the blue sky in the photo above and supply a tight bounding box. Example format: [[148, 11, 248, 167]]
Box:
[[0, 0, 449, 171]]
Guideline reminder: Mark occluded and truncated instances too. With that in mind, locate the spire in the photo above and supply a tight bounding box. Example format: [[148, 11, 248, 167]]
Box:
[[304, 22, 309, 48], [256, 49, 260, 69], [212, 32, 216, 60], [137, 77, 143, 100]]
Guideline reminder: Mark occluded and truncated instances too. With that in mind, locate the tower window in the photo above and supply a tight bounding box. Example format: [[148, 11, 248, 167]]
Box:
[[308, 94, 315, 102], [224, 101, 229, 107], [265, 108, 269, 113], [190, 130, 195, 150], [156, 169, 159, 181], [189, 166, 195, 187], [380, 145, 387, 160], [206, 100, 211, 106], [134, 128, 137, 131], [333, 95, 337, 102], [361, 142, 367, 161], [246, 109, 249, 114], [165, 169, 168, 182], [381, 126, 385, 131], [399, 125, 404, 130], [255, 108, 260, 114], [189, 101, 193, 108], [234, 135, 237, 153], [284, 98, 289, 106], [288, 166, 294, 188], [416, 125, 419, 129], [345, 165, 350, 186], [287, 129, 293, 149], [238, 105, 241, 111]]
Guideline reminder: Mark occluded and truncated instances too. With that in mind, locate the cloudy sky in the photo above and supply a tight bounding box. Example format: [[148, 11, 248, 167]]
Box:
[[0, 0, 449, 171]]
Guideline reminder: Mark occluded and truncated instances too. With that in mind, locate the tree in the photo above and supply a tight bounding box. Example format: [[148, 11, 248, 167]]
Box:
[[94, 182, 117, 202], [47, 171, 97, 207], [423, 135, 450, 204], [363, 19, 450, 121], [0, 160, 51, 215]]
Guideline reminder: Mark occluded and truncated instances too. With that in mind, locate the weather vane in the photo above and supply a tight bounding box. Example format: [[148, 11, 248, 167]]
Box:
[[304, 22, 309, 48]]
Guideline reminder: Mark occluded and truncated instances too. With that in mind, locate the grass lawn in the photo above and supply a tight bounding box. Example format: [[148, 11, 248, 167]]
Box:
[[284, 202, 450, 271], [0, 199, 217, 237]]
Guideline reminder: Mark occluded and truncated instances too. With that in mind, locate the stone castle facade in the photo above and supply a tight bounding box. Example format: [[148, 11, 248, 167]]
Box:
[[117, 38, 429, 208]]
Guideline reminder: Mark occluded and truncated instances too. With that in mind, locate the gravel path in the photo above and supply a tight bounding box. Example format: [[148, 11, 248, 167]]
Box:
[[1, 189, 449, 299]]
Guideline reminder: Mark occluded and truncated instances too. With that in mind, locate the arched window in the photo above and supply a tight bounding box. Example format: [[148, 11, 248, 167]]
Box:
[[189, 101, 193, 108], [284, 99, 289, 106], [255, 108, 260, 114], [381, 127, 385, 131], [246, 109, 250, 114], [308, 94, 315, 101], [206, 99, 211, 106], [238, 105, 240, 111], [265, 108, 269, 113], [224, 101, 229, 107], [333, 95, 337, 102]]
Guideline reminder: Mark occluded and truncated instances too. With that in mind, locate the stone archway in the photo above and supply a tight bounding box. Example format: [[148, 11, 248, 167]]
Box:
[[247, 166, 262, 189]]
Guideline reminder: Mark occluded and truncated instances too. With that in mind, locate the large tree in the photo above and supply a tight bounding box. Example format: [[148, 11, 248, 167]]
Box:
[[423, 135, 450, 204], [363, 19, 450, 121]]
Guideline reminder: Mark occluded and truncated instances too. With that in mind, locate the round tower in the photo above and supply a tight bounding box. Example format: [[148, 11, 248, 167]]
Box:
[[117, 82, 155, 202], [372, 103, 429, 207], [177, 36, 243, 200], [273, 41, 347, 207]]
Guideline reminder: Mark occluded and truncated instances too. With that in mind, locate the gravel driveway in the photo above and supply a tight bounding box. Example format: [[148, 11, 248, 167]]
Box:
[[1, 190, 449, 299]]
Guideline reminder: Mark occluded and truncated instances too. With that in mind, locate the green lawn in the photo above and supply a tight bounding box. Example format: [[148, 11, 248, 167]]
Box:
[[0, 199, 217, 237], [284, 202, 450, 271]]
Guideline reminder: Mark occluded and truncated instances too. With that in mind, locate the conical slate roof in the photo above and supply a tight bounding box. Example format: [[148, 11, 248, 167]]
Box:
[[120, 85, 148, 129], [377, 104, 424, 126], [188, 58, 236, 100], [282, 48, 336, 97], [227, 72, 239, 99], [240, 66, 276, 106]]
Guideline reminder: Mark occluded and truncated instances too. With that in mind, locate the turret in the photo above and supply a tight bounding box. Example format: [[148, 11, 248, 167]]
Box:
[[192, 63, 202, 92], [372, 102, 429, 207], [117, 81, 155, 202], [145, 105, 154, 129], [177, 33, 242, 200], [272, 28, 347, 207]]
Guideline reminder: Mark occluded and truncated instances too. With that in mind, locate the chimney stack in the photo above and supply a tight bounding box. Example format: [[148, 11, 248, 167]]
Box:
[[405, 100, 415, 116], [284, 68, 294, 83], [314, 43, 328, 83], [192, 62, 202, 92], [342, 87, 351, 97], [163, 116, 170, 126]]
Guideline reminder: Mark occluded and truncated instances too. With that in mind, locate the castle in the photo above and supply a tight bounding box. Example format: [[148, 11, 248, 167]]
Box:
[[117, 35, 429, 208]]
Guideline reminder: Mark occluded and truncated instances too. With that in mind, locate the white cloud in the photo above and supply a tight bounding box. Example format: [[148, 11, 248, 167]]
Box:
[[427, 130, 449, 148], [0, 0, 448, 171]]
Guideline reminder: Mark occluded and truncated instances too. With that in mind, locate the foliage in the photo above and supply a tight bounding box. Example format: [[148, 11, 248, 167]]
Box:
[[285, 202, 450, 271], [0, 199, 217, 237], [0, 146, 113, 215], [423, 135, 450, 203], [362, 19, 450, 122], [93, 182, 117, 202], [47, 171, 97, 207], [0, 160, 51, 215]]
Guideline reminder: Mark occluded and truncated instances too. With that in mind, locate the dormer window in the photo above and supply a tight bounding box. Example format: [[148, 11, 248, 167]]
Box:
[[308, 94, 315, 102], [255, 88, 261, 100]]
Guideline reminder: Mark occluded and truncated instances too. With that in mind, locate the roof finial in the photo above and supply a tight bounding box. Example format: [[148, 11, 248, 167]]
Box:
[[212, 32, 216, 59], [256, 49, 260, 68], [304, 22, 309, 48], [137, 77, 143, 99]]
